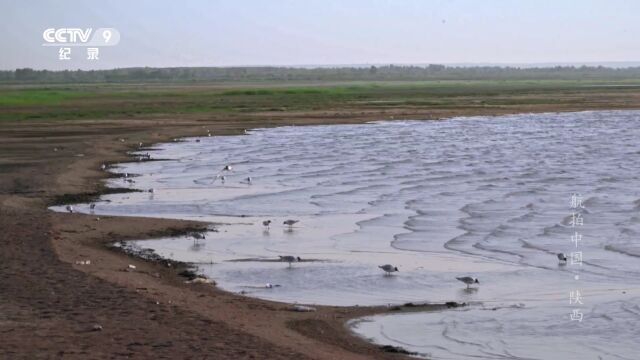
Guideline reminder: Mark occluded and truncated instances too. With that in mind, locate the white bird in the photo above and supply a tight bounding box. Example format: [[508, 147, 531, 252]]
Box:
[[557, 253, 568, 262], [262, 220, 272, 229], [279, 255, 302, 268], [283, 219, 299, 227], [456, 276, 479, 289], [65, 205, 74, 213], [379, 264, 399, 275], [101, 164, 107, 170], [211, 166, 232, 185]]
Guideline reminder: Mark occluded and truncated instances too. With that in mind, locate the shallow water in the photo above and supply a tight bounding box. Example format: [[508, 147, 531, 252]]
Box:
[[53, 110, 640, 359]]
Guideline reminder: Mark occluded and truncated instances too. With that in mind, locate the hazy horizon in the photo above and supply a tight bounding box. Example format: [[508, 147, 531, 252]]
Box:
[[2, 0, 640, 71], [6, 61, 640, 72]]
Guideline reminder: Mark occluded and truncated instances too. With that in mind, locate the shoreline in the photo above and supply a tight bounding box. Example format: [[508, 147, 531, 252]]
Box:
[[48, 118, 465, 358], [1, 105, 638, 358]]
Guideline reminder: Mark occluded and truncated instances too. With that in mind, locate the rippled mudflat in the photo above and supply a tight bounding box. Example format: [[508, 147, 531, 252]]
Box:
[[53, 111, 640, 359]]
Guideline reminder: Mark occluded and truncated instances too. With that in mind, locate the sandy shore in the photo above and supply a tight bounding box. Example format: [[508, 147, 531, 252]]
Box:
[[0, 106, 637, 359]]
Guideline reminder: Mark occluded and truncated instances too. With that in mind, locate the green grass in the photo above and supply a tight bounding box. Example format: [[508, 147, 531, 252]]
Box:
[[220, 86, 350, 96], [0, 88, 90, 106], [1, 79, 640, 122]]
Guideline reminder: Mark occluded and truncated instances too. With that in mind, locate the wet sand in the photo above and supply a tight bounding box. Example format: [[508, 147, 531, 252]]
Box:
[[1, 104, 638, 359]]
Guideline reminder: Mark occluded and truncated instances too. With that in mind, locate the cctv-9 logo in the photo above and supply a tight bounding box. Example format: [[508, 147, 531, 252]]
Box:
[[42, 28, 120, 46]]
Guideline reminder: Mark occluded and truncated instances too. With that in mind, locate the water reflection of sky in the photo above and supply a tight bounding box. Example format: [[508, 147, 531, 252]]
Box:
[[53, 111, 640, 359]]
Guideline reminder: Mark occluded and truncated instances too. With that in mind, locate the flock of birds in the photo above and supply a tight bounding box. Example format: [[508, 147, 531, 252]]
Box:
[[76, 149, 575, 291], [257, 218, 485, 289], [267, 217, 571, 290], [211, 164, 252, 185], [378, 264, 479, 289], [375, 253, 569, 288], [261, 219, 299, 229]]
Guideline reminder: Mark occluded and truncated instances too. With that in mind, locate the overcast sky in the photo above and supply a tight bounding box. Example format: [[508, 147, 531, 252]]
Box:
[[1, 0, 639, 70]]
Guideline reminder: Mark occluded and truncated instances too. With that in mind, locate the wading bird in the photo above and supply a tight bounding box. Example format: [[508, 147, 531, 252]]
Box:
[[279, 255, 301, 268], [262, 220, 272, 229], [557, 253, 568, 263], [211, 166, 232, 184], [379, 264, 399, 275], [456, 276, 479, 289], [283, 219, 299, 228]]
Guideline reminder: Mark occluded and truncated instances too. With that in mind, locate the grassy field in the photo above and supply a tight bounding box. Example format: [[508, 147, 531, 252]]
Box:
[[2, 79, 640, 122]]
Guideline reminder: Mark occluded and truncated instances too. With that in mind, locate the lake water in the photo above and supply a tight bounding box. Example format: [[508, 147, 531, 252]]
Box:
[[53, 110, 640, 359]]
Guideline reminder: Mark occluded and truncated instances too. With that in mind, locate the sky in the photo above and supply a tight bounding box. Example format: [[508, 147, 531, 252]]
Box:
[[1, 0, 639, 70]]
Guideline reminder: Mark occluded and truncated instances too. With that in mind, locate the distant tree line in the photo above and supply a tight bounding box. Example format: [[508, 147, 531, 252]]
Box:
[[3, 65, 640, 83]]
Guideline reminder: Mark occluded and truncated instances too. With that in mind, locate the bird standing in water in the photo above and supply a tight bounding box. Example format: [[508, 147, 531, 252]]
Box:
[[379, 264, 399, 275], [283, 219, 299, 228], [279, 255, 301, 268], [456, 276, 479, 289]]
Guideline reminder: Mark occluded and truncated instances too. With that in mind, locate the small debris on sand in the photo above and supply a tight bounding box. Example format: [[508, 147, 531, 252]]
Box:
[[379, 345, 416, 355], [291, 305, 316, 312], [185, 277, 214, 285], [446, 301, 465, 308], [178, 269, 198, 280]]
